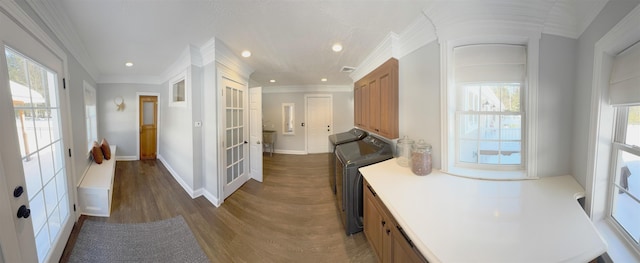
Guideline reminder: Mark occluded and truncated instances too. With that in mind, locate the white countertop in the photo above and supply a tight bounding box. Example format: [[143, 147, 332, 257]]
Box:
[[359, 159, 607, 263]]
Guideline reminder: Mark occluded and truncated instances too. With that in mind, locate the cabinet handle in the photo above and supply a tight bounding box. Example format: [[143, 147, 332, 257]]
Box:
[[386, 229, 391, 235], [366, 184, 377, 197], [381, 220, 386, 226], [397, 226, 415, 248]]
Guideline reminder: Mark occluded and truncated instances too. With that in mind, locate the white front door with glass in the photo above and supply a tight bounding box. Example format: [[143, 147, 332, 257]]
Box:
[[0, 10, 74, 263]]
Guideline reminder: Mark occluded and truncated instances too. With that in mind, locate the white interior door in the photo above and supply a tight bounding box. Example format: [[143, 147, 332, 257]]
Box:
[[306, 95, 333, 153], [249, 87, 263, 182], [0, 10, 74, 263], [222, 77, 249, 199]]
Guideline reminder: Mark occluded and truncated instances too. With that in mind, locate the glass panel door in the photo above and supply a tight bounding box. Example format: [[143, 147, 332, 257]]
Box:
[[5, 47, 69, 262], [222, 78, 248, 198]]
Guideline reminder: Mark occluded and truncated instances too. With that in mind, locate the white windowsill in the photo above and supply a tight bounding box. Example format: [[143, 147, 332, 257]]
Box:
[[445, 166, 536, 181], [594, 219, 640, 262]]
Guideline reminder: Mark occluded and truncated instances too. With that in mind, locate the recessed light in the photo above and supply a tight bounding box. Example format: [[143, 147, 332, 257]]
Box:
[[125, 62, 133, 67], [321, 78, 328, 82], [270, 79, 276, 83], [332, 43, 343, 52], [241, 50, 252, 58]]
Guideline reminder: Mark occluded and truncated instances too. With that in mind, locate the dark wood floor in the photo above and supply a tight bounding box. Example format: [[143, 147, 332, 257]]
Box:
[[60, 153, 376, 262]]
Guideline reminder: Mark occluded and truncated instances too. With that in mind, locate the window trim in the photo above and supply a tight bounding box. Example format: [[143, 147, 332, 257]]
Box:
[[168, 70, 188, 108], [607, 106, 640, 251], [586, 4, 640, 261], [441, 36, 539, 179]]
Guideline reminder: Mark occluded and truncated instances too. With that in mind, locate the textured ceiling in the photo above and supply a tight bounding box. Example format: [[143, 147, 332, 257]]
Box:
[[55, 0, 429, 86], [27, 0, 608, 87]]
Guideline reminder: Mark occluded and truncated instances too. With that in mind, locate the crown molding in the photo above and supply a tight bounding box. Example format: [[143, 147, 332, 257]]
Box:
[[215, 39, 254, 79], [96, 75, 164, 85], [200, 38, 216, 66], [25, 0, 99, 80], [262, 85, 352, 94], [398, 15, 438, 58], [349, 32, 399, 82]]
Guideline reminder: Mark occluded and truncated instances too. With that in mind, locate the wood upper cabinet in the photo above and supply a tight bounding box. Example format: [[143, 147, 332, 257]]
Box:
[[354, 58, 399, 139], [364, 179, 426, 263]]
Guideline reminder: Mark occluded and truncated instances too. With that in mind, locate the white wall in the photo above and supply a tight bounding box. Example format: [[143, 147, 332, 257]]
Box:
[[537, 34, 577, 177], [262, 88, 353, 153], [159, 68, 195, 189], [96, 83, 161, 158], [397, 34, 587, 177], [572, 0, 640, 187], [399, 41, 442, 169]]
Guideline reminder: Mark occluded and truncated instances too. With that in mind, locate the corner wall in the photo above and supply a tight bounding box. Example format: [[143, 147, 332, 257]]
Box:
[[572, 0, 640, 187]]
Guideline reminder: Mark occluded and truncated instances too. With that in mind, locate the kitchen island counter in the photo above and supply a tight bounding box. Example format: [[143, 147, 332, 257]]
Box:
[[359, 159, 607, 263]]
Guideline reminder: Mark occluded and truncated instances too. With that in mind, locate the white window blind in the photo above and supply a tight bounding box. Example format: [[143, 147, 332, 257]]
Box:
[[610, 41, 640, 106], [454, 44, 526, 84]]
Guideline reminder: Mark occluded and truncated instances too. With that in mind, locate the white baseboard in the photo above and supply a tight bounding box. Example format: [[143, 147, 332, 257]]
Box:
[[273, 149, 307, 155], [115, 156, 137, 161], [202, 190, 221, 207], [157, 154, 197, 198]]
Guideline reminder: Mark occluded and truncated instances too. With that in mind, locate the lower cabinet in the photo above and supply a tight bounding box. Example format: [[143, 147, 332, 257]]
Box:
[[364, 179, 427, 263]]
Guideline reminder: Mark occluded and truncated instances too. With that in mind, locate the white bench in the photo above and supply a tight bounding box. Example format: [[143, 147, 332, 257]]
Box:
[[77, 145, 116, 217]]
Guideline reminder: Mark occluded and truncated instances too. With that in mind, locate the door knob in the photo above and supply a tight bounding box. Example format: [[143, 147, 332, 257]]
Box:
[[257, 141, 261, 145], [244, 141, 248, 144], [17, 205, 30, 219]]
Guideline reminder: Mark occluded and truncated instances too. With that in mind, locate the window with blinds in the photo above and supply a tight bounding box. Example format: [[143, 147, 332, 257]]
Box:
[[453, 44, 526, 169], [609, 40, 640, 247]]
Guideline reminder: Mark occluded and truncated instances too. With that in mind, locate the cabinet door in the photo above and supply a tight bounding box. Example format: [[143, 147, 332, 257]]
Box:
[[354, 85, 362, 127], [392, 226, 425, 263], [377, 69, 398, 139], [362, 81, 371, 129], [368, 78, 380, 133], [364, 182, 383, 258]]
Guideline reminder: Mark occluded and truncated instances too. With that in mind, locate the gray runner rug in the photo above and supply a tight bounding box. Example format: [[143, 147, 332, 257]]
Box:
[[69, 216, 209, 263]]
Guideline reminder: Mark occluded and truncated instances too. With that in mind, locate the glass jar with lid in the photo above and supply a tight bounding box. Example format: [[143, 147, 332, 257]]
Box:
[[411, 139, 432, 175], [395, 136, 414, 167]]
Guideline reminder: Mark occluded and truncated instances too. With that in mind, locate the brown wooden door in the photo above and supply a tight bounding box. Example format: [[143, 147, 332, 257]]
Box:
[[139, 96, 157, 160]]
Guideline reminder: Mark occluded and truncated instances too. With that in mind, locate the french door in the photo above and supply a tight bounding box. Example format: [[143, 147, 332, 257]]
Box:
[[0, 9, 74, 263], [222, 77, 249, 199]]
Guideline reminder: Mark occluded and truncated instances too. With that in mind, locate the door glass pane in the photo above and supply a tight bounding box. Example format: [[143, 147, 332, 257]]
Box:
[[143, 101, 154, 125], [6, 47, 68, 263], [238, 90, 243, 108], [226, 87, 232, 106], [23, 153, 42, 200]]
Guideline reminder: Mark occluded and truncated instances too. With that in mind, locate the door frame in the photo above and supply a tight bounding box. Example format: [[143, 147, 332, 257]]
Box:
[[216, 66, 249, 202], [136, 92, 160, 160], [0, 1, 76, 259], [304, 94, 333, 154]]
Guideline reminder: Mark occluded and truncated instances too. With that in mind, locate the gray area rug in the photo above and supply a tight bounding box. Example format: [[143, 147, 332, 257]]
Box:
[[69, 216, 209, 263]]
